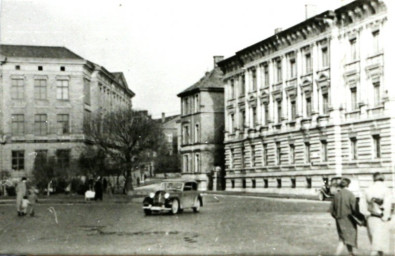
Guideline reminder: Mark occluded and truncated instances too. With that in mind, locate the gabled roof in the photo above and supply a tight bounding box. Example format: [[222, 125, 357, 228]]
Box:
[[0, 44, 83, 59], [177, 66, 224, 97]]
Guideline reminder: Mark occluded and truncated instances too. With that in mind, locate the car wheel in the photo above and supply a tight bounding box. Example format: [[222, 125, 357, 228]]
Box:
[[171, 199, 179, 215], [192, 198, 200, 213], [144, 209, 152, 216], [318, 192, 325, 201]]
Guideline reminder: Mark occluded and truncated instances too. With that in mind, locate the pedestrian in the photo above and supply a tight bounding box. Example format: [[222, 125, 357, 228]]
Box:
[[330, 178, 358, 256], [360, 172, 392, 256], [27, 187, 38, 216], [20, 195, 29, 216], [94, 176, 103, 201], [16, 177, 27, 216]]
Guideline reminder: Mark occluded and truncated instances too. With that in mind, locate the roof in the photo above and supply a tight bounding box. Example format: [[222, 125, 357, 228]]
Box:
[[0, 44, 83, 59], [154, 114, 180, 124], [177, 66, 224, 97]]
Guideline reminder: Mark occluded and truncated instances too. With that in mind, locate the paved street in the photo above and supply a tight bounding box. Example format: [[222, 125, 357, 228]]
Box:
[[0, 194, 382, 255]]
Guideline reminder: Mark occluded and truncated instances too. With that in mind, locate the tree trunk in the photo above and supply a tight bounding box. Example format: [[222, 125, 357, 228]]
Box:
[[123, 169, 134, 194]]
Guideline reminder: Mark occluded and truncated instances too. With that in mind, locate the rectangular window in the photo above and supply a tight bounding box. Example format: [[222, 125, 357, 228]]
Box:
[[252, 107, 257, 126], [350, 137, 357, 160], [264, 178, 268, 188], [276, 59, 282, 83], [350, 38, 357, 61], [84, 79, 91, 105], [252, 179, 256, 189], [11, 79, 24, 100], [11, 114, 24, 135], [264, 103, 269, 125], [305, 53, 312, 73], [56, 149, 71, 169], [351, 87, 358, 110], [291, 178, 296, 188], [241, 147, 245, 168], [373, 135, 381, 159], [57, 114, 70, 134], [305, 142, 311, 163], [34, 79, 47, 100], [183, 155, 189, 172], [277, 178, 282, 188], [321, 140, 328, 162], [194, 94, 199, 112], [306, 97, 312, 117], [291, 100, 296, 120], [264, 65, 269, 86], [251, 145, 255, 167], [56, 80, 69, 100], [321, 47, 329, 67], [372, 30, 380, 54], [289, 144, 295, 164], [373, 82, 380, 106], [240, 75, 245, 96], [263, 143, 268, 166], [34, 114, 47, 135], [230, 114, 235, 134], [276, 142, 281, 165], [230, 149, 234, 168], [183, 125, 189, 144], [241, 110, 246, 129], [306, 177, 312, 188], [12, 151, 24, 171], [322, 93, 329, 114], [289, 58, 296, 78], [195, 154, 200, 173], [277, 99, 282, 123], [230, 79, 235, 99], [251, 69, 257, 91], [194, 124, 199, 143]]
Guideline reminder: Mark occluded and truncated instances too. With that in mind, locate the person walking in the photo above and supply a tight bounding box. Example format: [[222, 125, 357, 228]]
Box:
[[360, 172, 392, 256], [16, 177, 27, 216], [94, 176, 103, 201], [330, 178, 358, 256]]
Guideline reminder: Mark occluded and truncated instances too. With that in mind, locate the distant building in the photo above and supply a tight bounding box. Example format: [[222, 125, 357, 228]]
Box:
[[177, 56, 225, 190], [0, 44, 135, 178], [160, 113, 181, 156], [218, 0, 395, 196]]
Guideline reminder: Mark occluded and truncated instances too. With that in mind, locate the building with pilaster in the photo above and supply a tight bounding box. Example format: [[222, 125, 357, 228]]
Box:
[[218, 0, 394, 196], [0, 44, 134, 179], [177, 56, 224, 190]]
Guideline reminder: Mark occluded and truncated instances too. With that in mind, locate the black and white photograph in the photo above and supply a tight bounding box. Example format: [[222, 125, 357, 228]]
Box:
[[0, 0, 394, 255]]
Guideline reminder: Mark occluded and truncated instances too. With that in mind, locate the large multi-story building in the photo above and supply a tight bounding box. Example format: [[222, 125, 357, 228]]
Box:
[[177, 56, 225, 190], [0, 44, 134, 178], [218, 0, 395, 196]]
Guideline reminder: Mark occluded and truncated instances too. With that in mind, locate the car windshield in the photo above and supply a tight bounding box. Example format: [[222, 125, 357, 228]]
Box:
[[162, 182, 183, 190]]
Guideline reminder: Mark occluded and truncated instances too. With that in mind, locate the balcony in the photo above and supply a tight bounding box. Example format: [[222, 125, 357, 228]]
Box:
[[367, 105, 385, 118], [366, 52, 383, 68], [345, 110, 360, 119], [344, 60, 360, 75], [317, 115, 330, 128], [272, 82, 283, 92], [285, 78, 297, 88], [301, 118, 312, 130]]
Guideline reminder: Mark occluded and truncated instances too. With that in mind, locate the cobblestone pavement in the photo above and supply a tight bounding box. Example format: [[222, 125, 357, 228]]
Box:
[[0, 194, 392, 255]]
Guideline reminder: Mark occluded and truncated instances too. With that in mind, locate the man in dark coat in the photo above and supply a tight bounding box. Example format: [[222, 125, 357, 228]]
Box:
[[330, 178, 358, 256], [94, 176, 103, 201]]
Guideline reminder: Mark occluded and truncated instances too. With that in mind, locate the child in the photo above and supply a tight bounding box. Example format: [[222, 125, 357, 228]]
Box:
[[27, 187, 38, 216], [20, 196, 29, 216]]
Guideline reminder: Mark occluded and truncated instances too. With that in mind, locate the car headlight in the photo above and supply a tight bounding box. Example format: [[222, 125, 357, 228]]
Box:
[[149, 192, 155, 198], [164, 193, 170, 199]]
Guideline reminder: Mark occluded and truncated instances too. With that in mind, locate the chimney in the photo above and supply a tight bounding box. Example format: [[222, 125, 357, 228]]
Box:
[[213, 56, 224, 68], [161, 112, 165, 123], [274, 28, 282, 34], [305, 4, 317, 20]]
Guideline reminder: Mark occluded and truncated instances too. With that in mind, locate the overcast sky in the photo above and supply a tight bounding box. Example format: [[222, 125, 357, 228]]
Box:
[[0, 0, 345, 118]]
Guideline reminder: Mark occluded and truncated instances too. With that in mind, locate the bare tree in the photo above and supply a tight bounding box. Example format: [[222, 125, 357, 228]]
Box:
[[85, 109, 164, 192]]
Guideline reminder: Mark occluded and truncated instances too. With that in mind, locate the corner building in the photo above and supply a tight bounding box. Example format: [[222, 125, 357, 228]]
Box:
[[0, 45, 134, 179], [218, 0, 395, 196]]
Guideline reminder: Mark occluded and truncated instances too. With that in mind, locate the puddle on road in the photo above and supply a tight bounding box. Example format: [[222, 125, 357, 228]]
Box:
[[79, 225, 198, 243]]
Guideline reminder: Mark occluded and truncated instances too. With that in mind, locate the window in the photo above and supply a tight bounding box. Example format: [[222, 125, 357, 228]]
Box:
[[276, 59, 282, 83], [263, 143, 268, 166], [230, 149, 234, 168], [350, 38, 357, 61], [34, 79, 47, 100], [57, 114, 69, 134], [38, 66, 43, 71], [291, 178, 296, 188], [350, 137, 357, 160], [252, 179, 256, 188], [252, 107, 257, 126], [305, 142, 311, 163], [231, 180, 235, 188], [84, 79, 91, 105], [11, 114, 24, 135], [242, 179, 246, 189], [241, 147, 245, 168], [83, 110, 91, 132], [230, 79, 235, 99], [251, 69, 257, 91], [321, 140, 328, 162], [372, 30, 380, 54], [373, 135, 381, 159], [305, 53, 312, 73], [12, 151, 24, 171], [56, 80, 69, 100], [264, 178, 268, 188], [240, 75, 245, 96], [230, 114, 235, 134], [264, 103, 269, 125], [251, 145, 255, 167], [351, 87, 357, 110], [11, 79, 24, 100], [373, 82, 381, 106], [15, 65, 20, 70], [264, 65, 269, 86], [183, 125, 189, 144], [183, 155, 189, 172], [322, 93, 329, 114], [305, 97, 312, 117], [291, 100, 296, 120], [194, 124, 199, 143], [321, 47, 329, 67], [277, 178, 282, 188], [276, 142, 281, 165], [195, 154, 200, 173], [60, 66, 66, 71], [56, 149, 71, 169], [277, 99, 282, 123], [289, 144, 295, 164], [289, 58, 296, 78], [34, 114, 47, 135], [194, 94, 199, 112], [306, 177, 312, 188], [240, 110, 246, 129]]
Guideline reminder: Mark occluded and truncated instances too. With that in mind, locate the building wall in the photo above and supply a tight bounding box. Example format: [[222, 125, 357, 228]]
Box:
[[220, 0, 393, 196]]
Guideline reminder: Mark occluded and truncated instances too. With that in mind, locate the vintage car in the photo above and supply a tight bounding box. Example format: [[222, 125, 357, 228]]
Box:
[[317, 176, 361, 201], [142, 179, 203, 215]]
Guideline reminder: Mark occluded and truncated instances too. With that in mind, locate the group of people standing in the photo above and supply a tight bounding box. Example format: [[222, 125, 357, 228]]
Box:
[[331, 172, 393, 256]]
